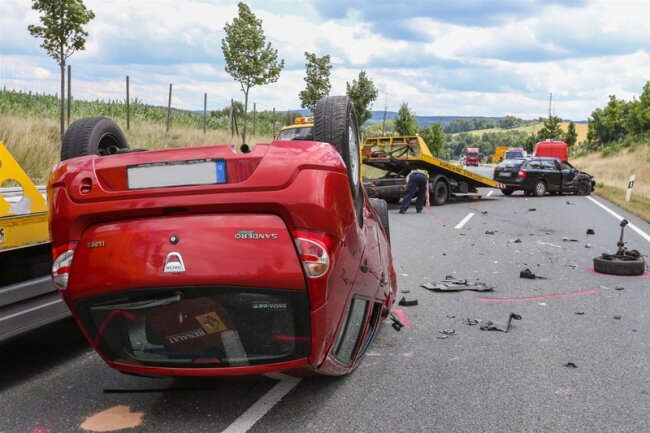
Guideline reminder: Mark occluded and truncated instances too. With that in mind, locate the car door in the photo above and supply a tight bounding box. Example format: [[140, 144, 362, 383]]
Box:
[[558, 160, 578, 192], [541, 159, 562, 192]]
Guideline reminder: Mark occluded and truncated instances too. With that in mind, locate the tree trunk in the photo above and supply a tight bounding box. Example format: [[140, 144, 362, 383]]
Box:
[[60, 62, 65, 145], [242, 89, 248, 145]]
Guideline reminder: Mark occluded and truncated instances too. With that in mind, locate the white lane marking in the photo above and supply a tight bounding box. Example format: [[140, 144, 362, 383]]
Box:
[[486, 190, 493, 197], [537, 241, 562, 248], [455, 212, 475, 229], [221, 377, 301, 433], [586, 196, 650, 244]]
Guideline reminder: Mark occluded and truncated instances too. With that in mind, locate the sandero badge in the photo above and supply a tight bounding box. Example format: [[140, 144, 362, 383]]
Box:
[[47, 95, 397, 378]]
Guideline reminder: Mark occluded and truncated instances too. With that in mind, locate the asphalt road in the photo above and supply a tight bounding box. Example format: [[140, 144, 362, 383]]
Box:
[[2, 177, 649, 433]]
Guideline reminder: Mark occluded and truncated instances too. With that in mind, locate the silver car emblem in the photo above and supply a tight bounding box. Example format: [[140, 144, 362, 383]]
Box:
[[164, 252, 186, 273]]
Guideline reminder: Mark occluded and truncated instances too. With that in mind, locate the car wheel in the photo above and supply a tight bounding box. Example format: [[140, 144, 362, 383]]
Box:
[[369, 198, 390, 245], [432, 180, 448, 205], [593, 254, 646, 276], [501, 188, 514, 196], [533, 180, 546, 197], [576, 181, 592, 196], [61, 117, 129, 160], [314, 96, 363, 225]]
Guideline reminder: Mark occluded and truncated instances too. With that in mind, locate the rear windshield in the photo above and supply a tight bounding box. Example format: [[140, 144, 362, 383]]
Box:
[[276, 127, 313, 141], [505, 151, 524, 159], [498, 159, 524, 168]]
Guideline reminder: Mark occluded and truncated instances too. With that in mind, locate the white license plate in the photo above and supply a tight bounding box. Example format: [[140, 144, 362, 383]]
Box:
[[500, 172, 512, 177], [127, 159, 226, 189]]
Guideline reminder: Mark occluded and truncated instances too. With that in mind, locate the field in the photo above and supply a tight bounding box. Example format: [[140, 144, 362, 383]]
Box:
[[0, 114, 273, 184], [458, 122, 589, 143]]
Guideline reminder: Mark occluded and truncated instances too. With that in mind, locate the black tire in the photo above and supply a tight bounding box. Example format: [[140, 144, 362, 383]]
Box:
[[432, 180, 448, 206], [533, 180, 547, 197], [576, 181, 592, 196], [314, 96, 362, 224], [61, 117, 129, 160], [369, 198, 390, 245], [501, 188, 514, 196], [593, 255, 646, 276]]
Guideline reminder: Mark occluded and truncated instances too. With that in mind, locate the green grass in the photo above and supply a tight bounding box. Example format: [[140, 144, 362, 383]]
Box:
[[595, 184, 650, 223]]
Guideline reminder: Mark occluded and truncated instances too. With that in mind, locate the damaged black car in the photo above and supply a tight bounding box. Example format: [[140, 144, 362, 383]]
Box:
[[493, 157, 595, 197]]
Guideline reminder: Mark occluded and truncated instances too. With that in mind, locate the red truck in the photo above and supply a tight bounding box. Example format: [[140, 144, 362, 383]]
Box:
[[465, 147, 480, 166], [533, 140, 568, 161]]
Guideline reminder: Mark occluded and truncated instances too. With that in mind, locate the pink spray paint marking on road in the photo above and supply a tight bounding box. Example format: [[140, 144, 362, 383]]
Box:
[[423, 208, 444, 225], [588, 267, 650, 278], [478, 288, 597, 303], [391, 308, 411, 328]]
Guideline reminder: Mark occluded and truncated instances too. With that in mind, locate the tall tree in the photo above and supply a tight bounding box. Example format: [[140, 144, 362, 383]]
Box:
[[420, 123, 445, 156], [601, 95, 625, 143], [298, 52, 331, 112], [222, 2, 284, 144], [393, 102, 419, 136], [28, 0, 95, 144], [345, 70, 379, 125], [564, 121, 578, 147], [537, 115, 563, 140]]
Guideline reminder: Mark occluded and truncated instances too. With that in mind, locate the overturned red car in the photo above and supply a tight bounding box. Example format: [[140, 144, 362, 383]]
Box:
[[48, 96, 397, 377]]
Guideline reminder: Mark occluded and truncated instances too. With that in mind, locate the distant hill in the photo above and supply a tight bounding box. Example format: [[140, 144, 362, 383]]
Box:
[[366, 111, 501, 128]]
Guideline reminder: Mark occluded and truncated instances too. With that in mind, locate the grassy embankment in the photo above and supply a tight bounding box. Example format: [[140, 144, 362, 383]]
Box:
[[0, 90, 273, 184], [572, 144, 650, 222]]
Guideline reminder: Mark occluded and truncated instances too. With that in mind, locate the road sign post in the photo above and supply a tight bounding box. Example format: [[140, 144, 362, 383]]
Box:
[[625, 174, 635, 202]]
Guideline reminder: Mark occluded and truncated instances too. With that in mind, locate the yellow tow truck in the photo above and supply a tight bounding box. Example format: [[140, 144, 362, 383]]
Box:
[[362, 135, 505, 205], [0, 142, 68, 342]]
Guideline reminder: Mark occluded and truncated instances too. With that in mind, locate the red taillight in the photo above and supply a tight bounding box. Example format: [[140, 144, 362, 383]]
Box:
[[292, 230, 340, 310], [517, 169, 527, 179], [51, 242, 78, 290]]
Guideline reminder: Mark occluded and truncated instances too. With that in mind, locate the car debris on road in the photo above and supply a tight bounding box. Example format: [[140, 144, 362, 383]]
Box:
[[463, 313, 522, 333], [520, 268, 547, 280], [398, 297, 419, 306], [421, 277, 494, 292]]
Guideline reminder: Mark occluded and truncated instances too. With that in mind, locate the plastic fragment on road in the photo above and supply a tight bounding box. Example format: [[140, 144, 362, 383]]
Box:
[[528, 208, 536, 212], [481, 211, 488, 214], [520, 268, 547, 280], [575, 311, 585, 315], [463, 313, 522, 332], [398, 297, 418, 307], [388, 312, 404, 331], [614, 315, 621, 320], [421, 277, 494, 292], [566, 201, 574, 205], [565, 362, 578, 368], [485, 230, 496, 235], [562, 237, 579, 242], [585, 243, 593, 248], [437, 329, 456, 339], [615, 286, 624, 291], [587, 229, 595, 235]]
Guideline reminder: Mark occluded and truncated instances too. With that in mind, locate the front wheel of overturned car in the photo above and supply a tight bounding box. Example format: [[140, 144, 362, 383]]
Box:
[[593, 254, 646, 276], [314, 95, 363, 225], [61, 117, 129, 160], [369, 198, 390, 245]]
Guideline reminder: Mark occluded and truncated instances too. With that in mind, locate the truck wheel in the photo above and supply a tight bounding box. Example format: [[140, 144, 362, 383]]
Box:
[[533, 180, 547, 197], [501, 188, 514, 196], [432, 180, 448, 206], [61, 117, 129, 160], [593, 255, 645, 276], [314, 96, 362, 224], [576, 181, 591, 196], [369, 198, 390, 245]]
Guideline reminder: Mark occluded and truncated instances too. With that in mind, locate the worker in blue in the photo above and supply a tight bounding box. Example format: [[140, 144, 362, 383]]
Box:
[[399, 168, 429, 213]]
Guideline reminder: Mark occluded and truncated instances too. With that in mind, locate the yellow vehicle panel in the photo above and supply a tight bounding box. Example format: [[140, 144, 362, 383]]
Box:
[[0, 142, 49, 251]]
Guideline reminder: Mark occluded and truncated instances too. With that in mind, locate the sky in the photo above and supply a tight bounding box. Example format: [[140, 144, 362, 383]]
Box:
[[1, 0, 650, 120]]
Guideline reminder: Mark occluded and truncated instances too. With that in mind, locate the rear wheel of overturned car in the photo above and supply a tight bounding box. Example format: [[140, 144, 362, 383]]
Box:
[[501, 188, 514, 196], [314, 95, 363, 225], [533, 180, 547, 197], [61, 117, 129, 160], [369, 198, 390, 245], [593, 254, 646, 276], [432, 180, 448, 206]]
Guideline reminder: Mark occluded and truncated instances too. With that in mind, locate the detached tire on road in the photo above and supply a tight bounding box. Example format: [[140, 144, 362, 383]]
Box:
[[432, 180, 448, 206], [62, 117, 129, 160], [314, 96, 363, 225], [370, 198, 390, 245], [593, 254, 646, 276]]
